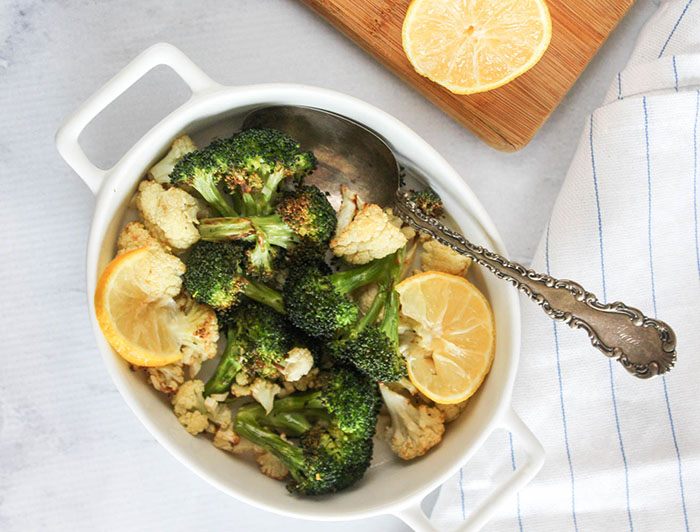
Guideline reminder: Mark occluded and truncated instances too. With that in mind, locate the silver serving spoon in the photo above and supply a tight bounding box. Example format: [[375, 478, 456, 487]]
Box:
[[242, 105, 676, 379]]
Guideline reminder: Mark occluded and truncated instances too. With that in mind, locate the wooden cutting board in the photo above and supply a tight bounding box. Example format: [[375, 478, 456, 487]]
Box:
[[300, 0, 635, 151]]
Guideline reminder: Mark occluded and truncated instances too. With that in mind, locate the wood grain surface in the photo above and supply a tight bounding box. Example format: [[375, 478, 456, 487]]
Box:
[[300, 0, 635, 151]]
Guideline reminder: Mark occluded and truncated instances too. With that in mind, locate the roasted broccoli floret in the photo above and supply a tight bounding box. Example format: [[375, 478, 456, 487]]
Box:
[[170, 128, 316, 217], [170, 136, 238, 217], [183, 240, 283, 313], [198, 186, 336, 278], [204, 301, 294, 396], [329, 247, 408, 382], [222, 128, 317, 216], [233, 368, 381, 495], [407, 189, 444, 219], [283, 253, 396, 339]]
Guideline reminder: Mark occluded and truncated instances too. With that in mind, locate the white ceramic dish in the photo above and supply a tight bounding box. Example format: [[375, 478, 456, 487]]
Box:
[[56, 43, 544, 532]]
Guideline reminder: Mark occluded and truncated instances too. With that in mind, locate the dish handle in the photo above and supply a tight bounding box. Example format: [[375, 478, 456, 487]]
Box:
[[55, 43, 221, 194], [393, 407, 544, 532]]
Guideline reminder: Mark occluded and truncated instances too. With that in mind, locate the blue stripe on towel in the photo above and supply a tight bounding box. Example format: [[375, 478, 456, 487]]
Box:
[[643, 98, 658, 318], [590, 114, 634, 532], [509, 432, 524, 532], [673, 56, 679, 92], [643, 97, 690, 532], [618, 72, 623, 100], [658, 0, 695, 58], [546, 223, 579, 532], [459, 467, 466, 521], [694, 90, 700, 280]]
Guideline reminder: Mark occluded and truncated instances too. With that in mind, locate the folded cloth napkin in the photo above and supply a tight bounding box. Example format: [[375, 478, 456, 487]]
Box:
[[431, 1, 700, 531]]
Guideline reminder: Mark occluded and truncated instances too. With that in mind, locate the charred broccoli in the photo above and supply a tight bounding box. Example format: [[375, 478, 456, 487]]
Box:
[[204, 301, 294, 396], [198, 185, 336, 278], [233, 367, 381, 495], [183, 240, 283, 313], [170, 128, 316, 217], [282, 253, 396, 339], [329, 247, 408, 382], [222, 128, 316, 216], [169, 136, 238, 217], [407, 189, 444, 219]]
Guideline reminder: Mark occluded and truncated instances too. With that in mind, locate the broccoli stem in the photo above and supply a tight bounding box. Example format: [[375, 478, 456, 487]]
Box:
[[258, 168, 287, 212], [329, 254, 395, 295], [379, 287, 400, 351], [243, 280, 285, 314], [234, 407, 305, 471], [378, 247, 404, 350], [192, 173, 238, 217], [199, 214, 297, 248], [204, 328, 243, 396], [198, 218, 257, 242]]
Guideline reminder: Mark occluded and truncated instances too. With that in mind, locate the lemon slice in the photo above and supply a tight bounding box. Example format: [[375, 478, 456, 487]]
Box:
[[402, 0, 552, 95], [94, 247, 184, 367], [396, 271, 495, 404]]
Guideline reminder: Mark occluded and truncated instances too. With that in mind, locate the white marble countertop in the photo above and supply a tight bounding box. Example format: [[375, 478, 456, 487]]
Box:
[[0, 0, 659, 530]]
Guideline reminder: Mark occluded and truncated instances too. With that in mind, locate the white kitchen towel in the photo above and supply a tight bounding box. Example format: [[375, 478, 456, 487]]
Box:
[[431, 1, 700, 531]]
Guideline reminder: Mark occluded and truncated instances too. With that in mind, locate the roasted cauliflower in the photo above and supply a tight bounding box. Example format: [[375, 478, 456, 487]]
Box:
[[335, 185, 366, 236], [144, 363, 185, 395], [148, 135, 198, 184], [116, 222, 185, 299], [421, 239, 471, 277], [256, 450, 290, 480], [379, 383, 445, 460], [135, 180, 200, 252], [331, 204, 407, 264], [281, 347, 314, 382], [175, 294, 219, 378], [435, 400, 469, 423], [212, 426, 240, 452], [250, 378, 281, 414], [172, 380, 231, 435]]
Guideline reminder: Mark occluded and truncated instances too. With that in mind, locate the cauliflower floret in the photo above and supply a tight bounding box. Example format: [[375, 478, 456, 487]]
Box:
[[229, 371, 253, 397], [117, 221, 170, 253], [255, 450, 290, 480], [281, 367, 321, 396], [148, 135, 197, 184], [435, 400, 469, 423], [175, 294, 219, 378], [144, 363, 185, 394], [384, 207, 416, 241], [379, 383, 445, 460], [116, 222, 185, 299], [331, 204, 407, 264], [353, 282, 379, 314], [281, 347, 314, 382], [335, 185, 366, 236], [229, 436, 262, 456], [212, 426, 240, 452], [135, 180, 200, 252], [177, 410, 210, 435], [421, 239, 471, 277], [172, 380, 231, 435], [250, 378, 281, 414]]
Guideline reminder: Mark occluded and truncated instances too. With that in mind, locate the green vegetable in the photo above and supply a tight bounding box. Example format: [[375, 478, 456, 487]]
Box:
[[329, 247, 408, 382], [233, 368, 381, 495], [198, 186, 336, 278], [282, 254, 396, 339], [204, 301, 294, 396], [170, 128, 316, 217], [407, 188, 444, 218], [183, 240, 283, 312]]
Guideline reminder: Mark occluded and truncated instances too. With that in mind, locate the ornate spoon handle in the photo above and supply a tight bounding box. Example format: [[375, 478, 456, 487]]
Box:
[[394, 191, 676, 378]]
